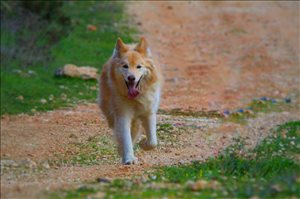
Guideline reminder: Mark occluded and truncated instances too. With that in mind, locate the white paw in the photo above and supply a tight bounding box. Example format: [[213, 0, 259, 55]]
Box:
[[139, 137, 157, 151], [122, 156, 138, 165]]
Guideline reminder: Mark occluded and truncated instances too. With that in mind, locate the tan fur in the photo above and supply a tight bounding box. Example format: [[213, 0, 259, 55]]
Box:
[[98, 37, 162, 164]]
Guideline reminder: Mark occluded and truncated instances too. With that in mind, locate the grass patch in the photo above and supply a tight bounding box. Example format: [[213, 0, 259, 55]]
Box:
[[224, 98, 293, 123], [158, 108, 222, 118], [157, 123, 188, 148], [1, 1, 136, 115], [46, 121, 300, 198], [50, 135, 118, 166]]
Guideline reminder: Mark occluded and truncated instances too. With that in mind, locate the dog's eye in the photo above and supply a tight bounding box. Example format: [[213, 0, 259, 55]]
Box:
[[137, 65, 142, 69], [122, 64, 128, 69]]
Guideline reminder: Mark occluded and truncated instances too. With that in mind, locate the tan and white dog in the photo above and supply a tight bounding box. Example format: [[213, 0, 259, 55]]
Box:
[[98, 37, 162, 164]]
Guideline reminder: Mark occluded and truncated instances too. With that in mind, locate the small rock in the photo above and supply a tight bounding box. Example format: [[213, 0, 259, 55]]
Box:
[[69, 134, 78, 139], [187, 179, 219, 191], [96, 177, 111, 183], [284, 98, 291, 103], [271, 99, 277, 103], [87, 24, 97, 31], [259, 97, 268, 101], [164, 148, 172, 153], [237, 109, 244, 113], [245, 109, 254, 115], [54, 68, 64, 77], [257, 100, 266, 105], [166, 77, 178, 83], [92, 192, 105, 198], [188, 180, 208, 191], [179, 160, 185, 164], [223, 110, 230, 115], [16, 96, 24, 101], [42, 161, 50, 169], [20, 159, 37, 169], [167, 5, 173, 10], [40, 99, 47, 104], [249, 196, 260, 199], [271, 184, 282, 192], [89, 86, 97, 90], [28, 70, 37, 76]]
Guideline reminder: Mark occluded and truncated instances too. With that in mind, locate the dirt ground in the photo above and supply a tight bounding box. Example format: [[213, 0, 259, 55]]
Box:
[[1, 2, 299, 199]]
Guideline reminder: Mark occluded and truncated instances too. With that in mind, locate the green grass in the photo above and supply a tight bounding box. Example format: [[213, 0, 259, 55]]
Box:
[[47, 121, 300, 199], [50, 135, 118, 166], [224, 98, 293, 123], [1, 1, 136, 115]]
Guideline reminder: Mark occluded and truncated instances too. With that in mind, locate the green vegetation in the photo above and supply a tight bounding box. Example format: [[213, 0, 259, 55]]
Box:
[[47, 121, 300, 199], [1, 1, 136, 115], [158, 108, 222, 118], [51, 135, 118, 166], [224, 98, 293, 123]]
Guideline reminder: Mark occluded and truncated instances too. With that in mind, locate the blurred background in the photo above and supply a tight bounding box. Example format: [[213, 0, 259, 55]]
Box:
[[1, 1, 135, 115]]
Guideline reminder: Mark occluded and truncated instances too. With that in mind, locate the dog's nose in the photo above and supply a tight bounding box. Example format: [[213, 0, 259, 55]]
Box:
[[128, 75, 136, 82]]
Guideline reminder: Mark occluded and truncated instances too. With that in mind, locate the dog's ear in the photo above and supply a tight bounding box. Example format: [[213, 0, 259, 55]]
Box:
[[113, 38, 128, 58], [135, 37, 152, 57]]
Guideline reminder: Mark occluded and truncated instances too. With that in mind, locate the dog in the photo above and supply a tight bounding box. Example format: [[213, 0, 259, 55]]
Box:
[[98, 37, 162, 164]]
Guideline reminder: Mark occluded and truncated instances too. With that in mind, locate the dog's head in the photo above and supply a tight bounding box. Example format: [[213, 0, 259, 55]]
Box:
[[110, 37, 158, 99]]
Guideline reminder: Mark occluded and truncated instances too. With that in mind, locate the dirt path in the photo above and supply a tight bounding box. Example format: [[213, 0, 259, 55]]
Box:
[[1, 2, 300, 199], [129, 1, 299, 111]]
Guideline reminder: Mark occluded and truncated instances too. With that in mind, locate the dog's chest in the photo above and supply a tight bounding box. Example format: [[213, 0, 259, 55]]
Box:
[[135, 85, 160, 114]]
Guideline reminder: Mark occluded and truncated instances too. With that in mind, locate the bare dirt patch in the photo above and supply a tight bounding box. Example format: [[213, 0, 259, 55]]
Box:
[[1, 2, 299, 199]]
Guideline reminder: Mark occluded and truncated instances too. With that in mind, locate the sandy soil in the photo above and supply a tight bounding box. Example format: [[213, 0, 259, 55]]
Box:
[[1, 2, 299, 199]]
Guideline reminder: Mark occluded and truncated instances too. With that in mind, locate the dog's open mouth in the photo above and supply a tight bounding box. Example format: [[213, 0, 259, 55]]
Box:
[[125, 75, 143, 99]]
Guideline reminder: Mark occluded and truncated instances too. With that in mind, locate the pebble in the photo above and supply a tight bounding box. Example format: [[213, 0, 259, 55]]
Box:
[[237, 109, 244, 113], [20, 159, 37, 169], [40, 99, 47, 104], [87, 24, 97, 31], [42, 161, 50, 169], [259, 97, 268, 101], [96, 177, 110, 183], [271, 99, 277, 103], [223, 110, 230, 115], [16, 96, 24, 101], [284, 98, 291, 103], [187, 179, 208, 191]]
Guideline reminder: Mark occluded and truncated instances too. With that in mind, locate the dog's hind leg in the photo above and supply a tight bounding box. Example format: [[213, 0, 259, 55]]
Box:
[[131, 119, 142, 144], [139, 113, 157, 150]]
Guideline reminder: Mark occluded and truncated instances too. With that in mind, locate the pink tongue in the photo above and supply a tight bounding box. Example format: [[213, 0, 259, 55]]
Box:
[[128, 85, 139, 99]]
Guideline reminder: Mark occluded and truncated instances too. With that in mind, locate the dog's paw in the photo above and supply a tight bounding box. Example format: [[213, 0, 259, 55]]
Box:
[[139, 137, 157, 151], [122, 157, 138, 165]]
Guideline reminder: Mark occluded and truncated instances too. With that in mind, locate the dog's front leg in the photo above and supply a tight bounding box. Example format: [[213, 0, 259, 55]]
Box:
[[140, 113, 157, 150], [114, 116, 137, 165]]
